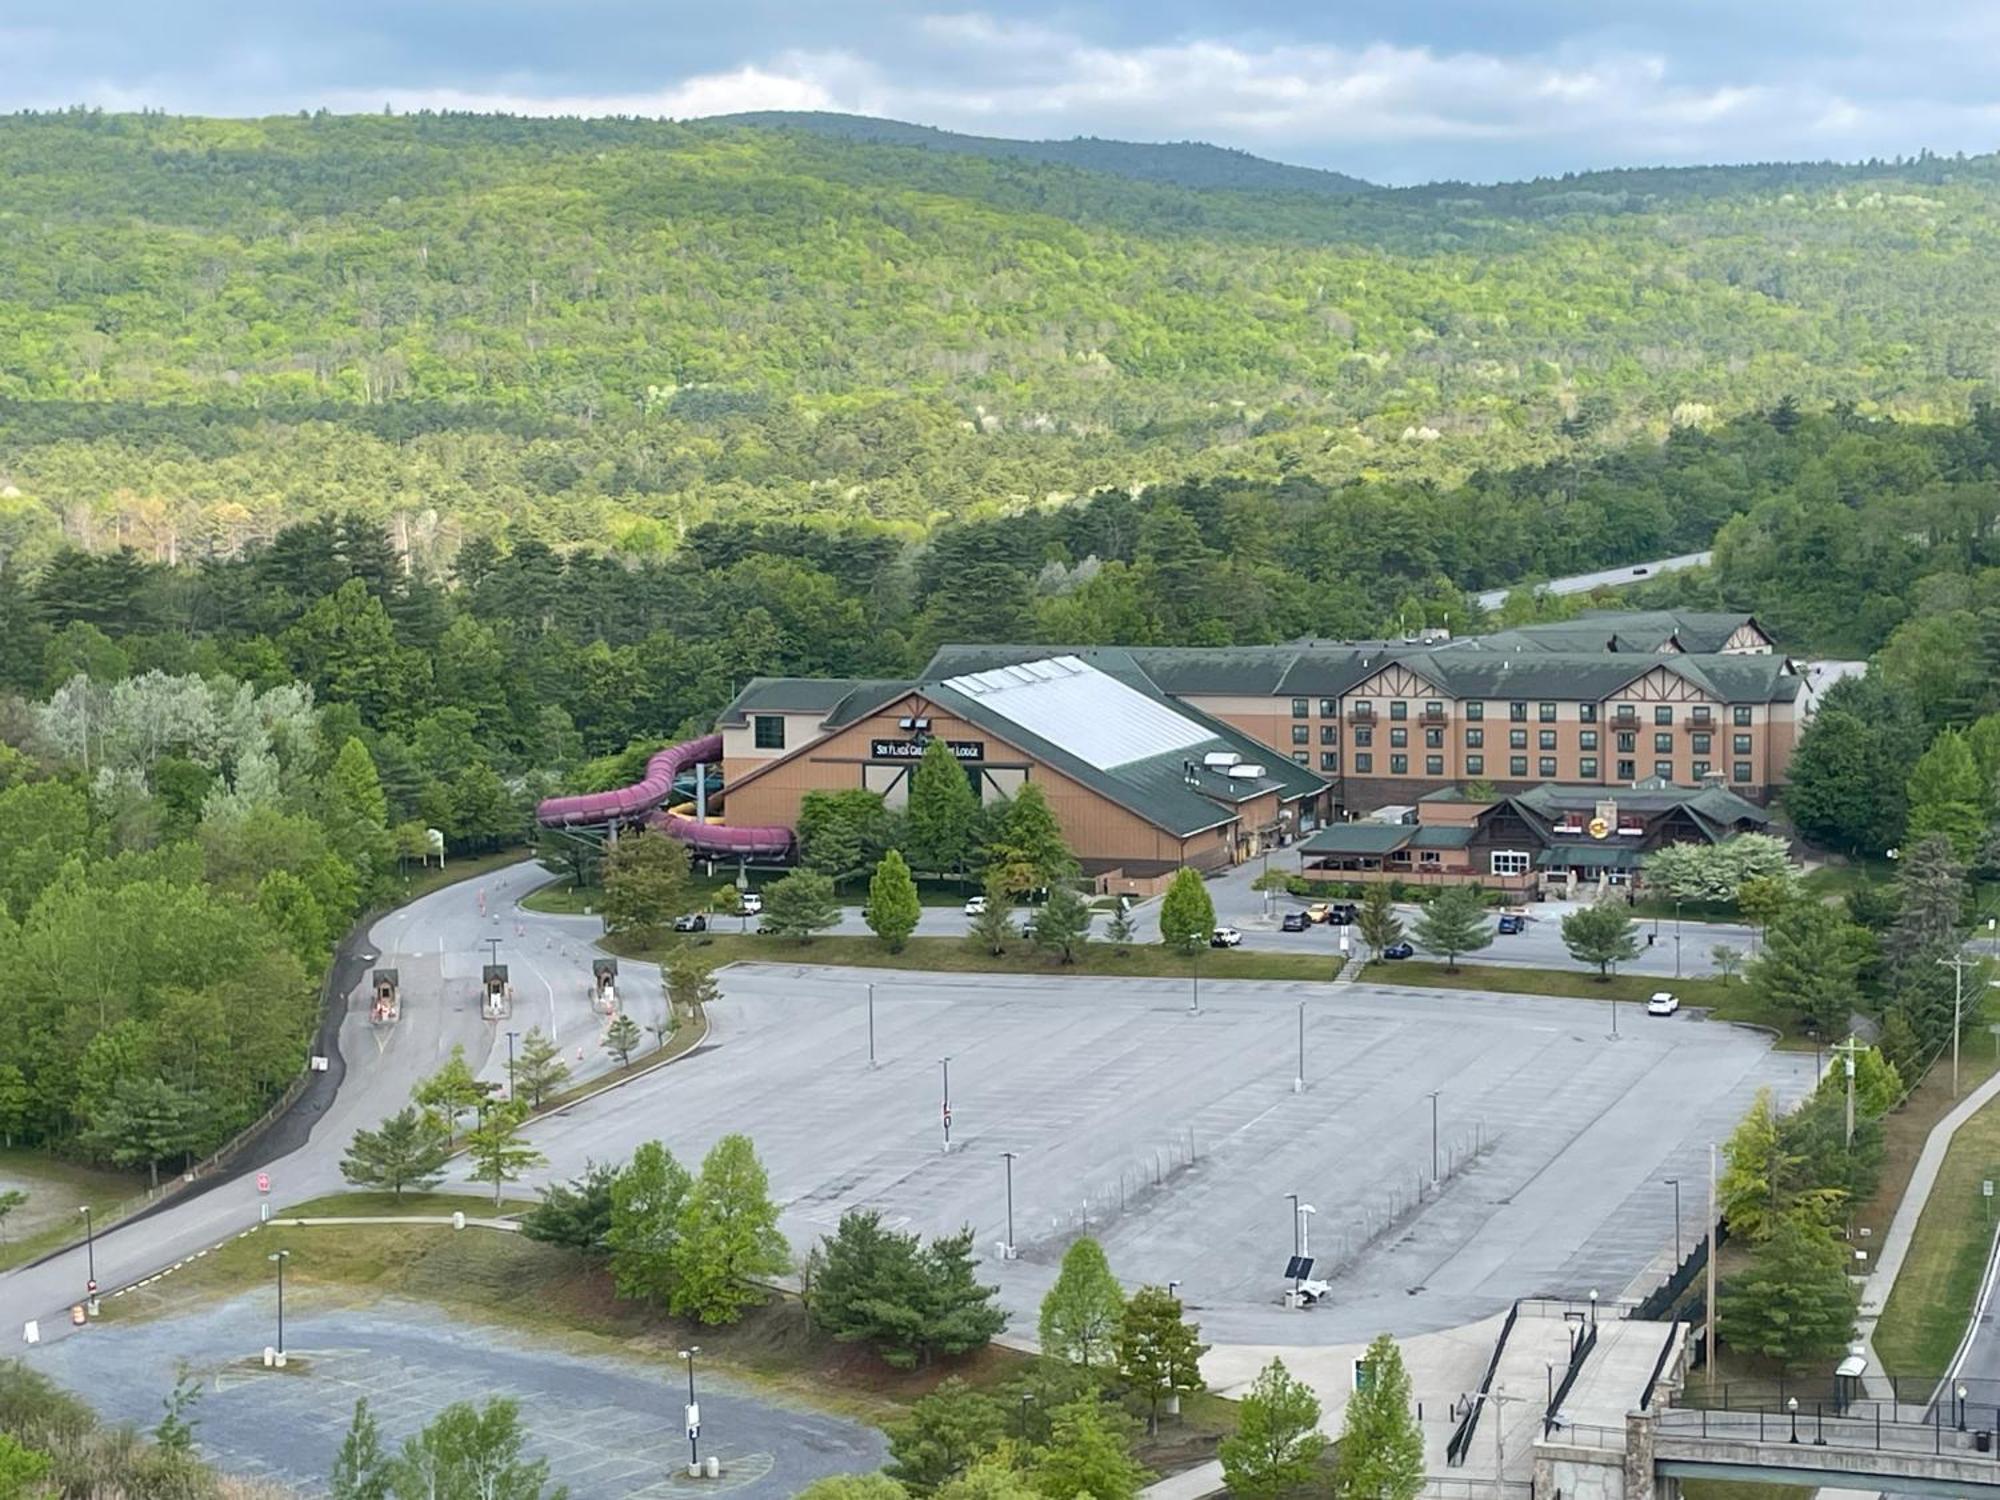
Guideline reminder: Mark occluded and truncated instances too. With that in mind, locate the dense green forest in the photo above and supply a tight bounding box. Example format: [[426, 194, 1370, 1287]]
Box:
[[6, 111, 2000, 570]]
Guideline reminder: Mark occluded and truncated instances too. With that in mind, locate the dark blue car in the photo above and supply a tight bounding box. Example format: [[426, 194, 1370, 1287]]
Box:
[[1381, 941, 1415, 960]]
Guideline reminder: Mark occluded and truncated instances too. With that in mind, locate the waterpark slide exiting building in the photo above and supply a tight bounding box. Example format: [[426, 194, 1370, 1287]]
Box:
[[533, 733, 795, 857]]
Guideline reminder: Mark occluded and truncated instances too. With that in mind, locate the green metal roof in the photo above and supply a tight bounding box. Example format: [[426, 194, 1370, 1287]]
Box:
[[719, 677, 910, 722], [1536, 845, 1644, 870], [1299, 823, 1417, 856], [1410, 825, 1478, 849]]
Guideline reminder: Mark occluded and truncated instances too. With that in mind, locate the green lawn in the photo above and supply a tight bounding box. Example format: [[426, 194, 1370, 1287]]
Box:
[[1873, 1088, 2000, 1378], [0, 1150, 146, 1273], [388, 847, 531, 906], [527, 872, 982, 915]]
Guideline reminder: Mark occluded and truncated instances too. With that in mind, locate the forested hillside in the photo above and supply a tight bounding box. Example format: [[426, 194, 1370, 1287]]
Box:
[[5, 111, 2000, 572]]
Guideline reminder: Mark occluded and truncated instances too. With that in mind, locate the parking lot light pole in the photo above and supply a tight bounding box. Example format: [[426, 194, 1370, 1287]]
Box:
[[680, 1347, 701, 1469], [1295, 1002, 1306, 1094], [1298, 1204, 1316, 1260], [941, 1056, 952, 1153], [79, 1206, 97, 1309], [867, 983, 876, 1069], [1286, 1192, 1301, 1258], [267, 1249, 290, 1356], [1190, 942, 1202, 1016], [1665, 1178, 1682, 1265], [1427, 1091, 1441, 1184], [1001, 1151, 1017, 1259], [505, 1029, 519, 1103]]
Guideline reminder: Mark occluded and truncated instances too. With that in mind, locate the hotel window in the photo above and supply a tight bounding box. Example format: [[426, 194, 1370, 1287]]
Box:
[[1390, 701, 1408, 720], [1320, 725, 1337, 745], [1617, 759, 1636, 780], [1539, 730, 1557, 751], [1466, 728, 1484, 748], [1539, 757, 1557, 778], [1426, 755, 1445, 776], [1293, 751, 1309, 765], [1390, 727, 1408, 748], [753, 715, 785, 749], [1616, 732, 1636, 753], [1734, 706, 1753, 726], [1654, 732, 1673, 753], [1734, 734, 1752, 755], [1655, 706, 1674, 726], [1466, 754, 1485, 775], [1291, 698, 1309, 719], [1292, 724, 1310, 746], [1579, 704, 1598, 723], [1426, 727, 1444, 748], [1733, 760, 1753, 782], [1319, 697, 1338, 718], [1539, 702, 1557, 722], [1320, 751, 1339, 772], [1465, 702, 1485, 721], [1510, 756, 1528, 778], [1509, 701, 1527, 721], [1355, 753, 1373, 773], [1509, 728, 1528, 750], [1580, 730, 1598, 751], [1425, 700, 1444, 718], [1390, 754, 1408, 775], [1693, 760, 1711, 779], [1418, 849, 1442, 867], [1491, 850, 1532, 878], [1654, 760, 1675, 779], [1579, 757, 1599, 779], [1355, 727, 1373, 747], [1692, 734, 1711, 755]]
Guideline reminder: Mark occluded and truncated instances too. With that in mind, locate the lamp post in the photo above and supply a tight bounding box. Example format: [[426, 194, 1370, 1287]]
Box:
[[866, 983, 876, 1069], [1673, 900, 1683, 981], [1665, 1177, 1682, 1266], [940, 1056, 953, 1153], [1001, 1151, 1017, 1259], [267, 1249, 290, 1357], [1298, 1203, 1317, 1260], [1958, 1384, 1969, 1432], [1427, 1090, 1441, 1184], [1190, 941, 1202, 1016], [1788, 1396, 1799, 1444], [1588, 1288, 1598, 1328], [680, 1346, 701, 1470], [1295, 1001, 1306, 1095], [1286, 1193, 1301, 1258], [505, 1029, 519, 1104], [78, 1206, 97, 1310]]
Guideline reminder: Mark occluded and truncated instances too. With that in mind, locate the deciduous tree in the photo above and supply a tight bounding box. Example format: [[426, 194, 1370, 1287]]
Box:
[[1115, 1285, 1208, 1432], [762, 869, 841, 943], [1157, 868, 1215, 952], [599, 829, 690, 946], [1334, 1334, 1424, 1500], [1357, 885, 1403, 960], [669, 1132, 790, 1325], [1561, 900, 1641, 979], [1411, 886, 1491, 971], [463, 1101, 544, 1207], [1218, 1358, 1326, 1499], [607, 1140, 691, 1308], [1038, 1237, 1125, 1371], [866, 849, 923, 952]]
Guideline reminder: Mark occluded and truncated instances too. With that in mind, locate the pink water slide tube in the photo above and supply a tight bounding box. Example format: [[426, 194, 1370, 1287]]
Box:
[[534, 734, 794, 857]]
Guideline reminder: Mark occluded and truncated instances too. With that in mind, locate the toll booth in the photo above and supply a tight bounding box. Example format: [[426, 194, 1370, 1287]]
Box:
[[591, 958, 619, 1015], [481, 963, 513, 1020], [371, 968, 400, 1024]]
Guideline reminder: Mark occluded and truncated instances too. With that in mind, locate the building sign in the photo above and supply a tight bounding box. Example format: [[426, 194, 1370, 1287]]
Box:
[[870, 739, 984, 762]]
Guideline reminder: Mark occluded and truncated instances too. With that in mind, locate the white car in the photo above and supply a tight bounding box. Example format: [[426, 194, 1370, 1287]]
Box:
[[964, 894, 989, 916], [738, 891, 763, 916], [1647, 991, 1680, 1017], [1211, 926, 1243, 948]]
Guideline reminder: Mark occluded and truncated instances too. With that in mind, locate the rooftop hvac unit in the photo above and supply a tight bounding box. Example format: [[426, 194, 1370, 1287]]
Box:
[[1227, 763, 1268, 779], [1203, 751, 1241, 768]]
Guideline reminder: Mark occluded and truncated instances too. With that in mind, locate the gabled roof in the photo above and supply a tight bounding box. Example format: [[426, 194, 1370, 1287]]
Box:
[[718, 676, 911, 722], [1299, 823, 1417, 856]]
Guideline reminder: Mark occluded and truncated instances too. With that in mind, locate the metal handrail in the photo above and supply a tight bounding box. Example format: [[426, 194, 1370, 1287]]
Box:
[[1638, 1320, 1682, 1411], [1449, 1299, 1521, 1466], [1545, 1322, 1598, 1435]]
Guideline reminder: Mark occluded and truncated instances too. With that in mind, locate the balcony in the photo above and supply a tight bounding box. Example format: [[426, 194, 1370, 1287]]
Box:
[[1419, 706, 1449, 724], [1612, 709, 1638, 727], [1681, 712, 1716, 732], [1347, 705, 1376, 722]]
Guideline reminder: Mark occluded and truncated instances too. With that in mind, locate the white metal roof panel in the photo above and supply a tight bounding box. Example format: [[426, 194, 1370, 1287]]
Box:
[[942, 655, 1213, 771]]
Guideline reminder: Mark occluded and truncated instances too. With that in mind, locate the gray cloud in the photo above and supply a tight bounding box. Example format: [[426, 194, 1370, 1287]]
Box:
[[6, 1, 2000, 182]]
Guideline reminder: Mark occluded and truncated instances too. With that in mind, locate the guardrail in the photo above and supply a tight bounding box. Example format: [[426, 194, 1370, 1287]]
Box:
[[1448, 1299, 1521, 1467], [1661, 1401, 2000, 1457], [1545, 1322, 1599, 1435]]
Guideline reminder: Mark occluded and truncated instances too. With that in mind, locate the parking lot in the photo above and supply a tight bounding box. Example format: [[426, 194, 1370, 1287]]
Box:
[[521, 962, 1812, 1346], [27, 1295, 885, 1498]]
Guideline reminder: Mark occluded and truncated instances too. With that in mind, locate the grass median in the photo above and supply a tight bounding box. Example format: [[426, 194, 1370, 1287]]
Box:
[[1873, 1089, 2000, 1378]]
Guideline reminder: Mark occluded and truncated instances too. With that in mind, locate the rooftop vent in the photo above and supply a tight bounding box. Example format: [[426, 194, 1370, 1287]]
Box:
[[1227, 763, 1268, 780], [1203, 751, 1241, 769]]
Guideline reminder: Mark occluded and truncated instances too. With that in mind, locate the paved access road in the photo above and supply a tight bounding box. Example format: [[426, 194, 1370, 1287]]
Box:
[[0, 859, 655, 1337], [1474, 552, 1713, 611], [29, 1294, 884, 1498]]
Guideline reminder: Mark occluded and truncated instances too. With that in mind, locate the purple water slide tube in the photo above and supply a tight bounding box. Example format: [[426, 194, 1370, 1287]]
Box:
[[535, 734, 794, 857]]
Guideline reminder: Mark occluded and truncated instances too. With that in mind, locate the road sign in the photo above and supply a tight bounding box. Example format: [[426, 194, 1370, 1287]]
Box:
[[256, 1172, 270, 1194], [942, 1104, 952, 1126], [1985, 1181, 1993, 1198], [685, 1402, 700, 1440], [86, 1278, 97, 1294]]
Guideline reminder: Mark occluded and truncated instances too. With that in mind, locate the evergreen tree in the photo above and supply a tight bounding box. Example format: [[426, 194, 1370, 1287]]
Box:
[[1031, 1398, 1147, 1500], [1028, 883, 1092, 963], [513, 1026, 569, 1108], [967, 870, 1016, 956], [1720, 1210, 1859, 1367], [665, 947, 722, 1017], [1038, 1237, 1126, 1370], [1157, 867, 1216, 952], [1560, 900, 1641, 979], [1334, 1334, 1424, 1500], [1218, 1358, 1326, 1499], [607, 1140, 691, 1309], [669, 1132, 791, 1325], [866, 849, 923, 952], [1749, 902, 1868, 1034], [1357, 884, 1403, 960], [1411, 886, 1491, 971], [520, 1161, 617, 1255], [810, 1211, 1007, 1368], [1886, 834, 1966, 973], [602, 1012, 642, 1067], [886, 1379, 1005, 1494], [762, 869, 841, 943], [1718, 1088, 1794, 1241], [1104, 904, 1135, 953], [981, 784, 1075, 894], [908, 738, 980, 876], [1115, 1285, 1209, 1432], [330, 1399, 389, 1500], [340, 1106, 449, 1200]]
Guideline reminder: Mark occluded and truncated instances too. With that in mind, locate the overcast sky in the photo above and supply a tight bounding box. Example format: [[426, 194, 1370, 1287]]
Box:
[[8, 1, 2000, 183]]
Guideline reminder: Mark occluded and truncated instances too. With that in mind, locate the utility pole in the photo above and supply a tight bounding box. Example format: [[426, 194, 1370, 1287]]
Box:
[[1832, 1036, 1864, 1147], [1294, 1002, 1306, 1094], [866, 982, 876, 1069], [1938, 954, 1979, 1097], [1487, 1388, 1527, 1500], [1001, 1151, 1017, 1259], [940, 1056, 952, 1153], [1706, 1142, 1719, 1393]]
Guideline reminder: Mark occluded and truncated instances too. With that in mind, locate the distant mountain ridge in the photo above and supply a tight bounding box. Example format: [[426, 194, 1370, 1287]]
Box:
[[703, 110, 1376, 196]]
